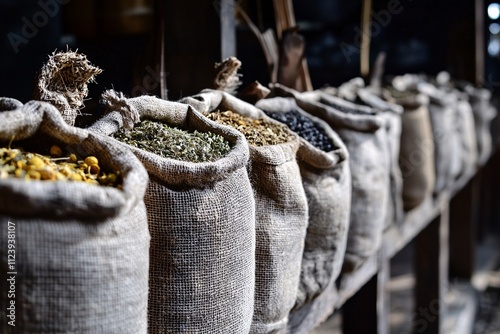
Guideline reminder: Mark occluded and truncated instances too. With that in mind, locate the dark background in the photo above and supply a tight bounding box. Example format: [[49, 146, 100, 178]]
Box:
[[0, 0, 497, 103]]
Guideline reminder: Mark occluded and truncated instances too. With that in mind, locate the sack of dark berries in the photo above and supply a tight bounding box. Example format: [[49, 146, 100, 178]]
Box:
[[181, 90, 309, 334], [271, 84, 391, 273], [254, 96, 351, 330], [88, 91, 256, 334], [0, 98, 150, 334]]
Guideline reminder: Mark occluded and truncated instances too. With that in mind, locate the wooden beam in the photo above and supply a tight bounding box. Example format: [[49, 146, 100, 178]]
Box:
[[220, 0, 236, 60], [449, 175, 479, 280], [163, 0, 236, 99], [475, 0, 485, 86], [414, 202, 449, 334], [342, 250, 390, 334]]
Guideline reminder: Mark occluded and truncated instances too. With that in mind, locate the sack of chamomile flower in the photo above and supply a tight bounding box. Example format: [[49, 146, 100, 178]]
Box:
[[0, 98, 150, 334]]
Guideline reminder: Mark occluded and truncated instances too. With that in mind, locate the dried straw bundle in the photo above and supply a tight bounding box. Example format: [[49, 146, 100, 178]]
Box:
[[34, 50, 102, 126], [213, 56, 242, 95]]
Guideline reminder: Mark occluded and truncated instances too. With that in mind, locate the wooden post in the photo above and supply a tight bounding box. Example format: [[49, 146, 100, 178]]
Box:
[[475, 0, 485, 86], [220, 0, 237, 60], [342, 253, 390, 334], [449, 176, 479, 279], [414, 201, 449, 334], [162, 0, 236, 99]]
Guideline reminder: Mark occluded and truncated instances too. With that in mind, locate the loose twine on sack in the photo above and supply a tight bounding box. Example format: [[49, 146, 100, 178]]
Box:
[[101, 90, 141, 130]]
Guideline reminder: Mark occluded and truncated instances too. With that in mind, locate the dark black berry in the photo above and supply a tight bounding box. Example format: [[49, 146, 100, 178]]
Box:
[[264, 109, 334, 152]]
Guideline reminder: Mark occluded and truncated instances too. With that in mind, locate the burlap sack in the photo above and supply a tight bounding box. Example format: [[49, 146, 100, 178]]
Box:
[[326, 83, 404, 226], [255, 97, 351, 311], [453, 90, 478, 179], [391, 94, 435, 210], [0, 99, 150, 334], [434, 73, 487, 168], [416, 82, 461, 194], [465, 85, 497, 165], [181, 90, 309, 334], [88, 92, 256, 334], [358, 89, 405, 220], [271, 84, 391, 273], [336, 79, 434, 210]]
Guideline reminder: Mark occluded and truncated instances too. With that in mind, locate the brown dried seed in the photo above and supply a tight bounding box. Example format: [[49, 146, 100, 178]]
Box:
[[39, 169, 56, 180], [30, 156, 45, 168], [27, 170, 41, 180], [50, 145, 63, 157], [84, 156, 98, 166], [89, 164, 100, 174], [69, 173, 83, 181]]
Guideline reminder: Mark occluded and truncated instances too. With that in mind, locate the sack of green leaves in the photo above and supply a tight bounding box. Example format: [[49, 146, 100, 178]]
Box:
[[0, 98, 150, 334], [180, 90, 309, 334], [271, 84, 391, 273], [255, 96, 351, 332], [88, 90, 256, 334]]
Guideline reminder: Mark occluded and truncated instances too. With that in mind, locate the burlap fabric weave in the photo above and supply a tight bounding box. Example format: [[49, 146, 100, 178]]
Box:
[[89, 92, 256, 334], [271, 84, 391, 273], [0, 99, 150, 334], [181, 90, 309, 334]]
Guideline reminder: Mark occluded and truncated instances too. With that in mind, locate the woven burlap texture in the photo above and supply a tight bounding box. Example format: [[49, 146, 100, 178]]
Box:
[[0, 99, 150, 334], [181, 90, 309, 334], [89, 92, 256, 334]]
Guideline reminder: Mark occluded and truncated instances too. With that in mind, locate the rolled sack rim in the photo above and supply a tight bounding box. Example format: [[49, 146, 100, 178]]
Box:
[[0, 101, 148, 220]]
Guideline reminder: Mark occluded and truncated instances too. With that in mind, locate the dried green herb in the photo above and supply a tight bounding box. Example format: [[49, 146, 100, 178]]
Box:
[[206, 110, 293, 147], [0, 145, 122, 188], [112, 119, 231, 163]]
